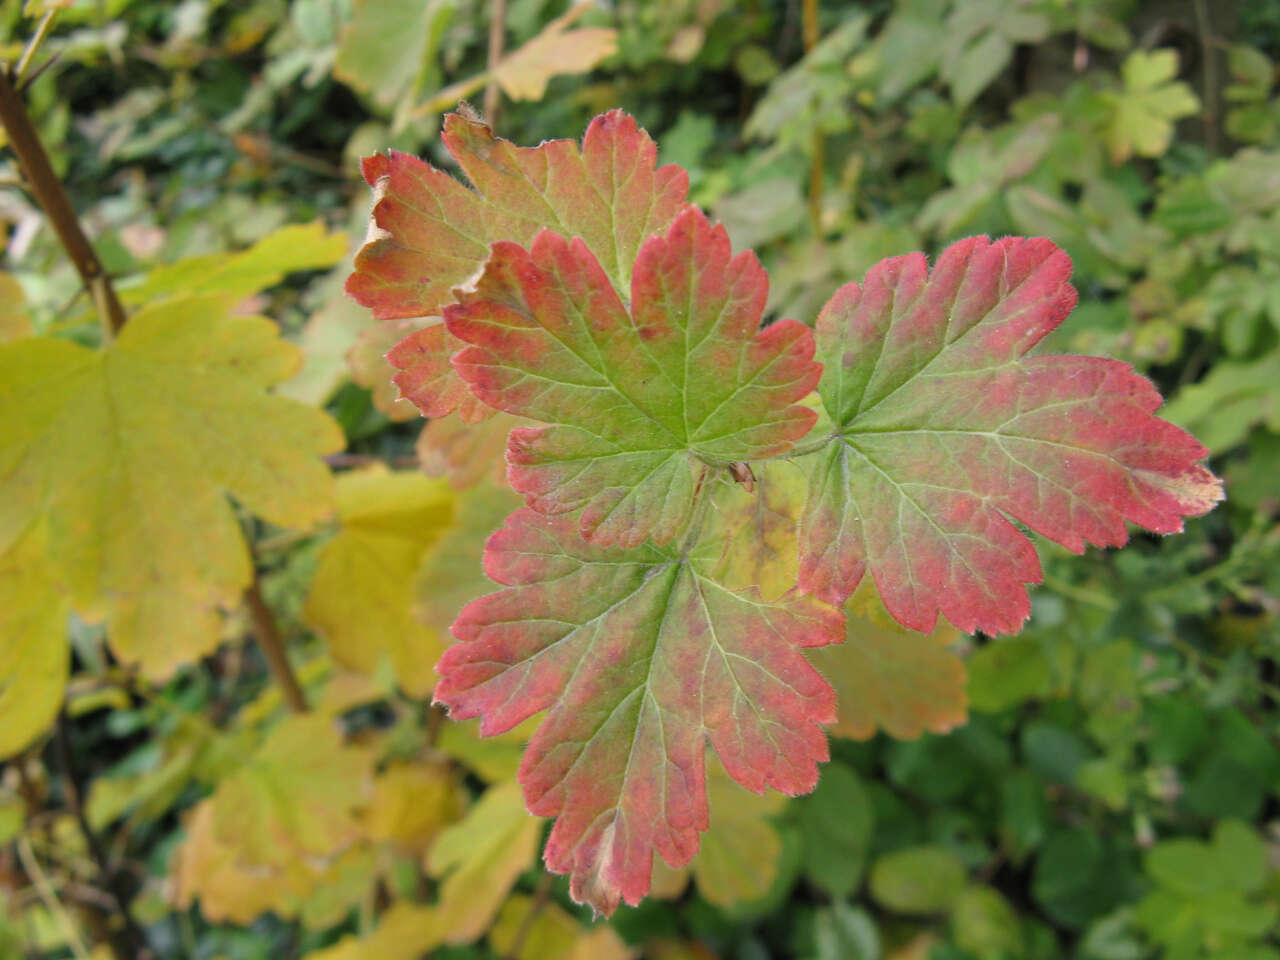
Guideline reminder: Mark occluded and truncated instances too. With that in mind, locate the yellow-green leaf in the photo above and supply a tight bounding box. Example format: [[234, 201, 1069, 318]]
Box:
[[304, 465, 454, 696], [427, 781, 541, 943], [807, 597, 967, 740], [121, 223, 347, 305], [489, 894, 632, 960], [0, 272, 33, 343], [210, 715, 372, 865], [0, 527, 68, 759], [301, 902, 448, 960], [1104, 50, 1200, 163], [365, 761, 461, 852], [0, 295, 342, 677]]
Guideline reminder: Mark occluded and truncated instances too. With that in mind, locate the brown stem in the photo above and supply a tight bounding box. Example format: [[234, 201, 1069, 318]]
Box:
[[53, 711, 154, 960], [484, 0, 507, 127], [802, 0, 823, 236], [0, 66, 127, 336], [244, 574, 308, 713]]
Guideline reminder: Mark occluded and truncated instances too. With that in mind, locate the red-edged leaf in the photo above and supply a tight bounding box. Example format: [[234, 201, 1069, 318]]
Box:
[[352, 110, 690, 420], [445, 208, 821, 547], [435, 507, 841, 914], [798, 235, 1222, 635], [386, 322, 493, 423]]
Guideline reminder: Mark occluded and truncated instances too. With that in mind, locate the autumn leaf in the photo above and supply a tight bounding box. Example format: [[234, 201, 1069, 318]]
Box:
[[0, 295, 342, 676], [351, 109, 690, 420], [303, 465, 454, 696], [209, 715, 372, 865], [490, 894, 633, 960], [301, 902, 448, 960], [0, 272, 32, 343], [347, 317, 429, 421], [122, 222, 347, 305], [436, 507, 841, 914], [364, 761, 461, 853], [807, 600, 967, 741], [797, 235, 1222, 635], [446, 209, 820, 547], [0, 527, 68, 759], [427, 780, 541, 942], [491, 4, 618, 101], [650, 754, 788, 908]]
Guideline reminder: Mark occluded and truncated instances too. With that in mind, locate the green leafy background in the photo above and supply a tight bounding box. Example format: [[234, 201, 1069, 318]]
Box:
[[0, 1, 1277, 959]]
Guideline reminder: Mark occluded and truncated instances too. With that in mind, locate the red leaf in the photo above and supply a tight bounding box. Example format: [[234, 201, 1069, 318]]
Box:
[[353, 111, 690, 420], [435, 508, 841, 914], [798, 236, 1222, 635], [444, 208, 820, 547]]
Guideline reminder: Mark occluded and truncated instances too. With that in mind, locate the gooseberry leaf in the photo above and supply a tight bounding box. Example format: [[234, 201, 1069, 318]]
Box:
[[303, 466, 455, 697], [435, 507, 841, 914], [445, 208, 821, 547], [350, 109, 690, 420], [797, 235, 1222, 635], [0, 295, 342, 677]]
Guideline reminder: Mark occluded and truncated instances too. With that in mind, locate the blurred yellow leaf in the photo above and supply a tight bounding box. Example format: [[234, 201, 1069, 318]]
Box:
[[415, 411, 521, 489], [435, 715, 532, 783], [427, 780, 541, 942], [0, 295, 341, 677], [279, 288, 374, 407], [365, 761, 461, 852], [650, 754, 787, 908], [121, 223, 347, 305], [0, 528, 67, 759], [304, 466, 454, 696], [210, 715, 373, 864], [173, 801, 322, 923], [807, 601, 967, 740], [490, 893, 632, 960], [0, 273, 32, 343], [493, 5, 618, 101], [302, 901, 448, 960]]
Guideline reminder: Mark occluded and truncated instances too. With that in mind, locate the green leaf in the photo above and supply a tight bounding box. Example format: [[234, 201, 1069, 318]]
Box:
[[796, 765, 874, 897], [1103, 50, 1201, 163], [869, 845, 967, 914]]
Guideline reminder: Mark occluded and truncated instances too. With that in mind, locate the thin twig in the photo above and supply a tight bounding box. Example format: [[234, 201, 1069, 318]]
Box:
[[802, 0, 823, 236], [504, 871, 553, 960], [0, 66, 127, 336], [13, 10, 56, 86], [53, 711, 154, 959], [1191, 0, 1219, 156], [244, 573, 309, 713], [16, 836, 92, 960], [484, 0, 507, 127]]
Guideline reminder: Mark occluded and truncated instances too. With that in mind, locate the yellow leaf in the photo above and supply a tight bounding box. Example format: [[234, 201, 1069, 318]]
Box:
[[0, 528, 68, 759], [427, 780, 541, 942], [121, 223, 348, 305], [436, 717, 526, 783], [173, 800, 323, 924], [490, 894, 632, 960], [807, 598, 968, 740], [304, 466, 454, 696], [365, 761, 461, 852], [0, 295, 342, 677], [0, 272, 33, 343], [493, 4, 618, 101], [209, 715, 373, 865], [707, 461, 808, 602], [650, 754, 787, 908], [301, 902, 448, 960]]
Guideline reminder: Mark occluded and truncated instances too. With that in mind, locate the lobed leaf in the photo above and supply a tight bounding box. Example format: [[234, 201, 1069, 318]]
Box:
[[435, 507, 841, 913], [0, 295, 342, 676], [797, 235, 1222, 635], [303, 465, 455, 696], [351, 109, 690, 420], [446, 209, 820, 547]]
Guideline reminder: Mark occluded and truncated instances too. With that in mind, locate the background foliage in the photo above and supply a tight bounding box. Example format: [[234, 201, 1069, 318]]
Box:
[[0, 0, 1277, 958]]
